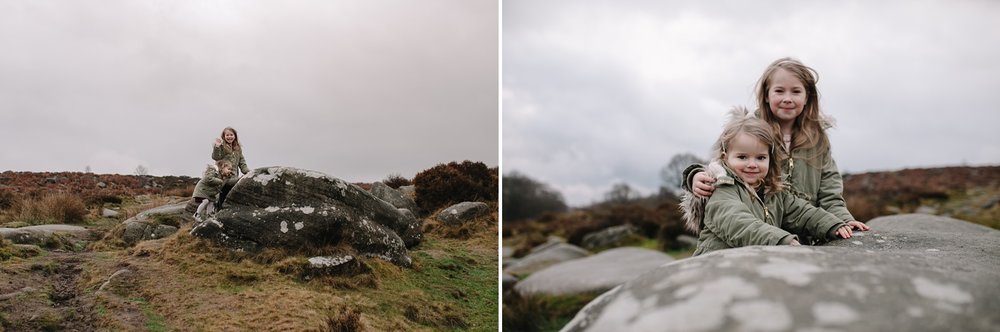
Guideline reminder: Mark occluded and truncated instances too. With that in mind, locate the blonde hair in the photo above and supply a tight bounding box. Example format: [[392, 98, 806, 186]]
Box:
[[711, 107, 785, 194], [755, 57, 831, 164], [220, 127, 242, 153]]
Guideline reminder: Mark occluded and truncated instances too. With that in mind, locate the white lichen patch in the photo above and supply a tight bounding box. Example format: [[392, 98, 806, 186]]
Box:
[[760, 246, 814, 254], [756, 257, 822, 286], [254, 172, 279, 185], [716, 261, 733, 268], [673, 285, 699, 299], [729, 300, 792, 331], [925, 249, 940, 252], [280, 221, 289, 233], [875, 239, 886, 243], [907, 306, 925, 317], [298, 206, 315, 214], [843, 283, 869, 300], [590, 277, 761, 332], [294, 222, 304, 230], [265, 206, 281, 213], [308, 255, 353, 267], [851, 241, 863, 245], [912, 277, 972, 304], [812, 302, 859, 325], [653, 269, 700, 291]]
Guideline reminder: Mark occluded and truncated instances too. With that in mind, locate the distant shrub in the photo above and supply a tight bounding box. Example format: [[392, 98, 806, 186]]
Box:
[[13, 193, 89, 224], [326, 307, 361, 332], [164, 186, 194, 198], [502, 172, 567, 222], [383, 174, 412, 189], [413, 161, 497, 215], [84, 194, 123, 207], [0, 191, 16, 210]]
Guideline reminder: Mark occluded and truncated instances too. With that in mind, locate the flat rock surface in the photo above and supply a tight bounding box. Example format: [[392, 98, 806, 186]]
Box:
[[504, 243, 590, 277], [515, 247, 674, 296], [562, 214, 1000, 332]]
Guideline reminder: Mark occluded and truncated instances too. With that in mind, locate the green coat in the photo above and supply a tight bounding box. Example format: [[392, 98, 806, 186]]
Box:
[[683, 145, 855, 223], [192, 166, 234, 200], [693, 166, 846, 256], [212, 144, 250, 176]]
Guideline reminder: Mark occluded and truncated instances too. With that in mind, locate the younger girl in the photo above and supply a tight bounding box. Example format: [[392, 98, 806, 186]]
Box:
[[685, 108, 855, 256], [192, 160, 235, 221], [212, 127, 249, 207], [685, 58, 869, 243]]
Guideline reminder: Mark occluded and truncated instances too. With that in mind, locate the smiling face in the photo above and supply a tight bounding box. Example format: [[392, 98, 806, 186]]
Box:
[[725, 133, 770, 188], [223, 129, 236, 144], [766, 68, 807, 127]]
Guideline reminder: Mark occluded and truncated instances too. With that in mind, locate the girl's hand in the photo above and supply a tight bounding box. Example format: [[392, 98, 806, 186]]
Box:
[[789, 239, 801, 246], [846, 221, 870, 231], [692, 171, 716, 197], [215, 138, 223, 146], [835, 225, 853, 239]]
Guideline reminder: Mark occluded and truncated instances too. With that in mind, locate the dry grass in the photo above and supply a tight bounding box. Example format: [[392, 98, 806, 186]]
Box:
[[1, 193, 89, 225]]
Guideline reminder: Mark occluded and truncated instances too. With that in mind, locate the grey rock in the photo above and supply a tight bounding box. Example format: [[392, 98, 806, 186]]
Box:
[[502, 246, 514, 259], [580, 224, 640, 249], [96, 181, 107, 188], [0, 224, 92, 245], [982, 196, 1000, 209], [305, 253, 370, 277], [561, 214, 1000, 332], [505, 243, 590, 277], [398, 185, 416, 196], [915, 206, 937, 214], [122, 222, 178, 245], [98, 269, 133, 293], [371, 182, 419, 213], [529, 236, 566, 255], [118, 201, 190, 244], [435, 202, 491, 226], [516, 247, 674, 296], [102, 208, 120, 218], [190, 166, 422, 267]]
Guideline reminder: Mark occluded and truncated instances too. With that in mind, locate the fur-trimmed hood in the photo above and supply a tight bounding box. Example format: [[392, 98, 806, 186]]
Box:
[[679, 161, 730, 234]]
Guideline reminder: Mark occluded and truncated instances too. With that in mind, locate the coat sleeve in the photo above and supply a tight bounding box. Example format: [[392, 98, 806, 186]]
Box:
[[681, 163, 706, 192], [212, 144, 225, 161], [237, 151, 249, 175], [202, 170, 224, 187], [703, 185, 796, 247], [816, 149, 856, 222], [779, 191, 846, 240]]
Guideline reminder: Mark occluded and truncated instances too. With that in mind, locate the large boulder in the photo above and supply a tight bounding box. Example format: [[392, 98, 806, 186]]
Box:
[[515, 247, 674, 296], [580, 224, 641, 250], [120, 201, 188, 245], [0, 224, 93, 245], [191, 166, 423, 267], [561, 214, 1000, 331], [370, 182, 419, 213], [504, 243, 590, 277], [435, 202, 491, 226]]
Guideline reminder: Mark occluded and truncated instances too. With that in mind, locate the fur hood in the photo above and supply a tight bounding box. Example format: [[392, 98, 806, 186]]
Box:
[[679, 161, 730, 234]]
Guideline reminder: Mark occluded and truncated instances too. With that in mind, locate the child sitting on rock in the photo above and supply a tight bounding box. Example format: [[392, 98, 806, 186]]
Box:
[[192, 159, 235, 221], [683, 107, 865, 256]]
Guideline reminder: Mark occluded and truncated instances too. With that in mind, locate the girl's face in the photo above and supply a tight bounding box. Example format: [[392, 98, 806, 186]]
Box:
[[766, 68, 807, 127], [725, 133, 770, 188], [220, 164, 233, 176], [223, 130, 236, 144]]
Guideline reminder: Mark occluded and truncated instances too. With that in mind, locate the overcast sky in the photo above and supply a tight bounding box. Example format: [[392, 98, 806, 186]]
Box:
[[0, 0, 498, 182], [503, 0, 1000, 206]]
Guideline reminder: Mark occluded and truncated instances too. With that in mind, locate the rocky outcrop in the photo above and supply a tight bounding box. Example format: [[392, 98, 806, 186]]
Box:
[[504, 243, 590, 277], [370, 182, 418, 213], [120, 201, 188, 245], [561, 214, 1000, 332], [0, 224, 93, 245], [580, 224, 641, 250], [515, 247, 674, 296], [190, 166, 423, 267], [435, 202, 491, 226]]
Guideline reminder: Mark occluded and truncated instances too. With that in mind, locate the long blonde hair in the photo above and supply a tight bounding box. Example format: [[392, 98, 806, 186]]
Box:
[[711, 107, 785, 194], [220, 127, 242, 153], [755, 57, 831, 163]]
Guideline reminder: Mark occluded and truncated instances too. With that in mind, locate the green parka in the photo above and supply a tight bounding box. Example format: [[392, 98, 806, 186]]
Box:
[[212, 144, 249, 185], [683, 143, 855, 223], [192, 166, 234, 200], [692, 164, 846, 256]]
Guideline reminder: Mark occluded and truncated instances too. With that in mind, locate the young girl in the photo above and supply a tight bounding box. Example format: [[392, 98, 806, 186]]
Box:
[[684, 58, 869, 243], [192, 160, 235, 221], [212, 127, 249, 207], [685, 108, 855, 256]]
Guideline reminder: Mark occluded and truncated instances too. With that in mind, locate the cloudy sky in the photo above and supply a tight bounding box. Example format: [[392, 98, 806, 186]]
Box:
[[0, 0, 497, 182], [503, 0, 1000, 206]]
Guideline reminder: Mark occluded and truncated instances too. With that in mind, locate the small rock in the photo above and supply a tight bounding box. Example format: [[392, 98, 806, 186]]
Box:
[[102, 208, 120, 218], [436, 202, 491, 227], [96, 181, 107, 188], [580, 224, 640, 249]]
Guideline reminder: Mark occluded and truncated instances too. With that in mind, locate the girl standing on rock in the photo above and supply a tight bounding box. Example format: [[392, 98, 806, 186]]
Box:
[[685, 108, 861, 256], [192, 160, 235, 221], [212, 127, 249, 207], [683, 58, 870, 243]]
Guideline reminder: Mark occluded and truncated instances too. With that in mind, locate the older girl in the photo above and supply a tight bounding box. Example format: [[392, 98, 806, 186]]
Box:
[[212, 127, 249, 207]]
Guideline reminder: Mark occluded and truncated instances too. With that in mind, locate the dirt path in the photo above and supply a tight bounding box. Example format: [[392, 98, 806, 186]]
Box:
[[0, 250, 100, 331]]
